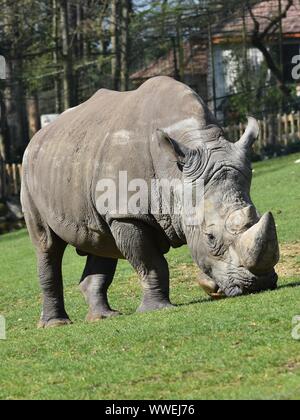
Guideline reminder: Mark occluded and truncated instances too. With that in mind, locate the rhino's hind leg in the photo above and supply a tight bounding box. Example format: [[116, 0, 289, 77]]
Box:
[[80, 255, 120, 322], [111, 220, 173, 313], [36, 233, 71, 329]]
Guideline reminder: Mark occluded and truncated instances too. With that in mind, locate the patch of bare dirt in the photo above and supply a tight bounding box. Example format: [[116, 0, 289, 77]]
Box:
[[277, 243, 300, 278], [173, 243, 300, 281], [286, 361, 300, 372], [280, 359, 300, 373]]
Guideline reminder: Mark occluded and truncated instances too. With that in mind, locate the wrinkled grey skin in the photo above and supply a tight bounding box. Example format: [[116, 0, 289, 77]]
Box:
[[21, 76, 279, 328]]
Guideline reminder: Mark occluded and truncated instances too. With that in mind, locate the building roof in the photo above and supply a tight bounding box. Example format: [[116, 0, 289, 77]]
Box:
[[214, 0, 300, 41], [131, 39, 208, 80], [131, 0, 300, 81]]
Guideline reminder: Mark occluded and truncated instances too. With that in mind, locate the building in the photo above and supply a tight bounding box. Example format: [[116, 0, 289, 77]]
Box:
[[131, 36, 209, 100], [130, 0, 300, 119]]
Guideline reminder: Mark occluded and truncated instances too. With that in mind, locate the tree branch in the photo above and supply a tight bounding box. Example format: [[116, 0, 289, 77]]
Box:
[[246, 0, 294, 99], [260, 0, 293, 40]]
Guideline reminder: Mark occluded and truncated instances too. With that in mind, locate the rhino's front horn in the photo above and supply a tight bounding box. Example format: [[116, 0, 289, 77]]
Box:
[[237, 212, 280, 275], [236, 117, 260, 149]]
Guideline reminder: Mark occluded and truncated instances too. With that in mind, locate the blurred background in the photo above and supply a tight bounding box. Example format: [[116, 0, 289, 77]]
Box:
[[0, 0, 300, 215]]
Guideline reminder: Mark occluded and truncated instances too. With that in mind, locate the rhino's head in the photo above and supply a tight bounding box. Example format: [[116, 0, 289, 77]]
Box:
[[156, 117, 279, 297]]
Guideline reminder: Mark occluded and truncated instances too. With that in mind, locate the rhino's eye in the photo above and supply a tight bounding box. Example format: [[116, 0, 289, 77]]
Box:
[[205, 233, 226, 256], [206, 233, 216, 242]]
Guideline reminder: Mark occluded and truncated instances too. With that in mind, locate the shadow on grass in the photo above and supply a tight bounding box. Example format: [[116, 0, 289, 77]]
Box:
[[175, 297, 212, 307], [176, 280, 300, 308], [278, 281, 300, 290]]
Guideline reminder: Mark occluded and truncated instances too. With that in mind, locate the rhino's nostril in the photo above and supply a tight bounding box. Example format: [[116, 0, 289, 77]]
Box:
[[225, 286, 243, 297]]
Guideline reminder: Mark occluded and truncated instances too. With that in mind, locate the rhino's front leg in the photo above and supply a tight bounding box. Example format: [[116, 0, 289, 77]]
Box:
[[111, 220, 173, 313], [80, 255, 120, 322]]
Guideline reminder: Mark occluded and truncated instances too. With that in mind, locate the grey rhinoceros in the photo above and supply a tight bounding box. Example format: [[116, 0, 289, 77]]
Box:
[[21, 76, 279, 328]]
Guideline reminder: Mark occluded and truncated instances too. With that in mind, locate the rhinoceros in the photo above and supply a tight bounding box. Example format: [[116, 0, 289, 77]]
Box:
[[21, 76, 279, 328]]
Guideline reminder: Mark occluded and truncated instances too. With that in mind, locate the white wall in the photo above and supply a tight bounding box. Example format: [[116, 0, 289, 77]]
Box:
[[209, 46, 265, 120]]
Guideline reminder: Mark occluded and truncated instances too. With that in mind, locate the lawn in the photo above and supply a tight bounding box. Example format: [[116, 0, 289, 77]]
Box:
[[0, 153, 299, 400]]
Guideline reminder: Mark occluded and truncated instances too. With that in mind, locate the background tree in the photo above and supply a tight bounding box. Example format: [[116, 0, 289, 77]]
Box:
[[246, 0, 294, 99], [0, 0, 298, 162]]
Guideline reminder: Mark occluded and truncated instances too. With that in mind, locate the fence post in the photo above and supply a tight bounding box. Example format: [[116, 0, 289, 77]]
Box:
[[277, 113, 282, 145], [0, 158, 3, 200], [290, 113, 295, 143], [261, 117, 266, 147], [257, 121, 262, 153], [297, 112, 300, 141], [225, 112, 299, 152], [283, 114, 289, 146], [12, 164, 17, 195]]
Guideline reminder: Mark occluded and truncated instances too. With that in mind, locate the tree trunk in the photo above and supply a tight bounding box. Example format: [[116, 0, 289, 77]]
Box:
[[176, 17, 184, 82], [27, 93, 41, 139], [0, 88, 10, 161], [248, 0, 293, 102], [4, 58, 29, 161], [120, 0, 130, 91], [60, 0, 74, 110], [251, 35, 291, 99], [2, 0, 29, 161], [208, 16, 217, 116], [111, 0, 120, 90], [161, 0, 168, 35], [76, 1, 84, 59], [172, 37, 180, 81], [53, 0, 62, 113], [17, 58, 29, 155]]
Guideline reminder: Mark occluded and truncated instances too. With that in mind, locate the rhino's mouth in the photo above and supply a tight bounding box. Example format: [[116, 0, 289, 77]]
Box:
[[199, 267, 278, 298]]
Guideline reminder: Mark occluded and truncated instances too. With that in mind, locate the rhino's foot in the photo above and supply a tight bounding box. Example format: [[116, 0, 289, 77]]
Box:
[[137, 301, 174, 313], [86, 309, 122, 323], [37, 318, 73, 329], [80, 277, 121, 322]]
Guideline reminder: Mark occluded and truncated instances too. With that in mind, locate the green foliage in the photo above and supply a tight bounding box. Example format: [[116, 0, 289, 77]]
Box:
[[0, 154, 299, 400]]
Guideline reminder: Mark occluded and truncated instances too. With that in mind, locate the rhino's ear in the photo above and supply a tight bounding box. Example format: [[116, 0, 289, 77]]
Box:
[[155, 129, 191, 167]]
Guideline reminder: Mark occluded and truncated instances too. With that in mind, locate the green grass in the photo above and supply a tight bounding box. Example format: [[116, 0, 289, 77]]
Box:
[[0, 154, 300, 400], [252, 153, 300, 242]]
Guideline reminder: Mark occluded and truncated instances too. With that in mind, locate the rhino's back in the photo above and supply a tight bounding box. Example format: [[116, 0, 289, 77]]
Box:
[[22, 76, 216, 252]]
